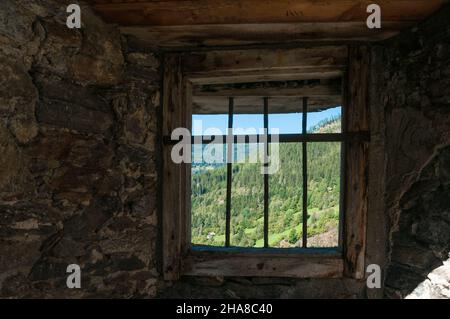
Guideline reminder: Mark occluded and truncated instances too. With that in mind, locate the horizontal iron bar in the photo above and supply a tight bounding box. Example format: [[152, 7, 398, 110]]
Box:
[[163, 132, 370, 145]]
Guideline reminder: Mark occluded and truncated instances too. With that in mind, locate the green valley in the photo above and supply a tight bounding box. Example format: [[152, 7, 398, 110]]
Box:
[[191, 116, 341, 248]]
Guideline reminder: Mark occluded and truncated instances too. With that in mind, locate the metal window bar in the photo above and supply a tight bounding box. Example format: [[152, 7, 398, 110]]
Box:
[[164, 132, 369, 145], [180, 96, 365, 250], [302, 97, 308, 248], [225, 97, 234, 247], [263, 97, 269, 248]]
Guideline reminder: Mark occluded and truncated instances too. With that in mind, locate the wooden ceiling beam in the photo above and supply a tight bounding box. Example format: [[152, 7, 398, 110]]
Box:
[[87, 0, 448, 26], [85, 0, 448, 46], [121, 21, 412, 48]]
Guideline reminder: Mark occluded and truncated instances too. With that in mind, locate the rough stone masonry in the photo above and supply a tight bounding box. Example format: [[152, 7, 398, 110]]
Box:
[[379, 7, 450, 297], [0, 0, 160, 298], [0, 0, 449, 299]]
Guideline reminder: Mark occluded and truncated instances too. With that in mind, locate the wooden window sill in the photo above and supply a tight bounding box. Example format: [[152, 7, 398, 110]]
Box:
[[181, 246, 344, 278]]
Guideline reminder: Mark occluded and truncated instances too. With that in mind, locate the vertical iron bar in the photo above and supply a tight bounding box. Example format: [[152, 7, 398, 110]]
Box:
[[338, 140, 345, 251], [338, 74, 347, 252], [302, 97, 308, 248], [225, 97, 234, 247], [263, 97, 269, 248]]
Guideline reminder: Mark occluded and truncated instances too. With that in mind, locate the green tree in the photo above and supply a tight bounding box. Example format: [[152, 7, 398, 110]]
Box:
[[288, 228, 298, 244]]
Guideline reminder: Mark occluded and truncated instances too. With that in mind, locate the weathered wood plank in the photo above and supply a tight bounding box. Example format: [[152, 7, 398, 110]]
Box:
[[162, 54, 184, 280], [121, 22, 411, 48], [89, 0, 448, 26], [344, 45, 370, 279], [183, 252, 343, 278], [188, 68, 345, 85], [193, 79, 341, 98], [182, 46, 348, 74], [185, 47, 347, 114], [192, 96, 342, 114]]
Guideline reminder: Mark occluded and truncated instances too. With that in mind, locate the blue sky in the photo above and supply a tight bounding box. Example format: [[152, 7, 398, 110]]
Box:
[[192, 106, 341, 135]]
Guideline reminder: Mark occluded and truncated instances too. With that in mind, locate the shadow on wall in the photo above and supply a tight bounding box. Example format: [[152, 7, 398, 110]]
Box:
[[385, 145, 450, 298]]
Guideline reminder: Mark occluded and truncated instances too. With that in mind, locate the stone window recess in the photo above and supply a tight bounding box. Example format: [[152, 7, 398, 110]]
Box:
[[162, 45, 370, 280]]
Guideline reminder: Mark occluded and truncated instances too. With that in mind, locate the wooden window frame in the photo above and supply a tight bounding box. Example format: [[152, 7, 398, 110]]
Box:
[[162, 45, 369, 280]]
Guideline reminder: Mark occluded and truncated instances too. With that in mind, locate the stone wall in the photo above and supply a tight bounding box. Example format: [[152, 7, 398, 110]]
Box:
[[0, 0, 161, 298], [1, 0, 449, 299], [375, 5, 450, 298]]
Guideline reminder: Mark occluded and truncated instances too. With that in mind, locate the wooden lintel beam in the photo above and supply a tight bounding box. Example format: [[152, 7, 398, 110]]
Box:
[[192, 96, 342, 114], [188, 68, 345, 85], [193, 80, 341, 98], [182, 46, 348, 74]]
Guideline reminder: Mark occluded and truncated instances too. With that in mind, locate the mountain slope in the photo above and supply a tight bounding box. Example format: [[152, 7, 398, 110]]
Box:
[[191, 116, 341, 248]]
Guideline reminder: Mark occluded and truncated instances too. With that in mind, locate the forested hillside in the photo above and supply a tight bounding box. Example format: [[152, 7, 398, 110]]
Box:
[[191, 117, 341, 248]]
